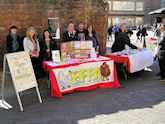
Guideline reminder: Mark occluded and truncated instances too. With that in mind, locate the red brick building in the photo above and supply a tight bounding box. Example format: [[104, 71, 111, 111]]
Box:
[[0, 0, 109, 70]]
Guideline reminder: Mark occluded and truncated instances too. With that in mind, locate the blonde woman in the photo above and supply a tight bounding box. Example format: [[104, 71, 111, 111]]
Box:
[[23, 27, 41, 79]]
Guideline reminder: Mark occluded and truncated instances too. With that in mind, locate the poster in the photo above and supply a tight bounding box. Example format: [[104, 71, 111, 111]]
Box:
[[48, 18, 60, 39], [6, 52, 38, 92], [52, 50, 61, 62]]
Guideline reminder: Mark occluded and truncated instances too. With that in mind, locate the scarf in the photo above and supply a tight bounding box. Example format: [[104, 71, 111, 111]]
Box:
[[10, 33, 19, 52]]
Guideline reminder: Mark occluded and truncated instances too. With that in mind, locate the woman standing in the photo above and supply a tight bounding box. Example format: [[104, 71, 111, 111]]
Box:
[[86, 24, 100, 53], [40, 30, 58, 61], [6, 25, 22, 53], [23, 27, 41, 79]]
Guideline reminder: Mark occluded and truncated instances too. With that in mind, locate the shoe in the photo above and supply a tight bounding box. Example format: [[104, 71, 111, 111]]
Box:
[[157, 78, 165, 81]]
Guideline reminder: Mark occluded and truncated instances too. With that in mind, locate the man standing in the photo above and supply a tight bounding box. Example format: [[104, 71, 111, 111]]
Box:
[[76, 21, 86, 41], [61, 22, 77, 42], [141, 25, 147, 47], [108, 25, 113, 41]]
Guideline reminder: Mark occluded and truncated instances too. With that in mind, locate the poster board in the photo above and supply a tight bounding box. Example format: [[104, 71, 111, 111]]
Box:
[[1, 51, 42, 111], [52, 50, 61, 62], [61, 41, 93, 61], [6, 52, 38, 92]]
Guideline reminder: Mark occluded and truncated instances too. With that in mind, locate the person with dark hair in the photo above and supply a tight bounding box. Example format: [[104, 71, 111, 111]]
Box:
[[40, 30, 59, 61], [85, 24, 100, 53], [136, 26, 142, 42], [111, 30, 141, 53], [114, 24, 126, 41], [76, 21, 86, 41], [107, 25, 113, 41], [61, 22, 77, 42], [157, 25, 165, 81], [6, 25, 23, 53], [141, 25, 147, 47]]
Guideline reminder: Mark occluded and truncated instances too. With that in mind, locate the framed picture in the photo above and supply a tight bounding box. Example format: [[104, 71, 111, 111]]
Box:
[[48, 18, 60, 39]]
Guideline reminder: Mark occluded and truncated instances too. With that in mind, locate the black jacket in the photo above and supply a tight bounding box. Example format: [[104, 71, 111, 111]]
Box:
[[61, 30, 78, 42], [141, 27, 147, 36], [111, 33, 137, 53], [40, 38, 59, 61], [6, 34, 23, 53], [159, 36, 165, 51], [76, 29, 86, 41]]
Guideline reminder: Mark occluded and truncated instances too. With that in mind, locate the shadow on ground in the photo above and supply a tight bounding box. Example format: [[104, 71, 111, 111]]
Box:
[[0, 60, 165, 124]]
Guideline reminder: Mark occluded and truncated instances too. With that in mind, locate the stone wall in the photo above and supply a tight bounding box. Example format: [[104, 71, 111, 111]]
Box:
[[0, 0, 109, 69]]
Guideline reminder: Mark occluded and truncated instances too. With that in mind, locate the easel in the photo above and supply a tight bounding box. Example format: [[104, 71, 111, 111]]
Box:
[[1, 52, 42, 111]]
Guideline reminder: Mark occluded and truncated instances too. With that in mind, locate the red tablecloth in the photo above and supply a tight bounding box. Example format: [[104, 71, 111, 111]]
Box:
[[43, 56, 122, 97], [106, 55, 131, 73]]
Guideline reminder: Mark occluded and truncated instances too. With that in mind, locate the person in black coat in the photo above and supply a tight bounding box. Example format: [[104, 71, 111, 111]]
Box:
[[61, 22, 77, 42], [86, 24, 100, 53], [141, 25, 147, 47], [76, 21, 86, 41], [108, 25, 113, 41], [40, 30, 59, 61], [111, 30, 141, 53], [6, 25, 23, 53], [136, 26, 142, 42], [114, 24, 126, 41], [157, 25, 165, 81]]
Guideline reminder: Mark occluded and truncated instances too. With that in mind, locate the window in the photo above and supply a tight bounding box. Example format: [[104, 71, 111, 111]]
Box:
[[163, 0, 165, 7], [112, 17, 135, 26], [108, 17, 112, 26], [113, 1, 135, 11], [136, 17, 143, 25], [136, 2, 144, 11]]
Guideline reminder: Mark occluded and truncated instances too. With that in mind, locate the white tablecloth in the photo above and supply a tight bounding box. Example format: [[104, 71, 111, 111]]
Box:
[[126, 49, 154, 73]]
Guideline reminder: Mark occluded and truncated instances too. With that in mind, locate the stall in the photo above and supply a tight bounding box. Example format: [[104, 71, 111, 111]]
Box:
[[106, 49, 154, 78], [43, 56, 122, 97]]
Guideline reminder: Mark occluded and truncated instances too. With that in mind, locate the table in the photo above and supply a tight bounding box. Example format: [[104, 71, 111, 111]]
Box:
[[106, 48, 154, 74], [43, 56, 122, 97]]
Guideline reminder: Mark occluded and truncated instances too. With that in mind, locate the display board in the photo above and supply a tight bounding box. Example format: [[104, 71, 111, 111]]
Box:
[[61, 41, 93, 61], [1, 51, 42, 111], [6, 52, 38, 92]]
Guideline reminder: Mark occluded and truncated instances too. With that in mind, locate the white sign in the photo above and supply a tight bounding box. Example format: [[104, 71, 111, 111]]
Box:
[[52, 50, 61, 63], [53, 60, 114, 92], [1, 51, 42, 111]]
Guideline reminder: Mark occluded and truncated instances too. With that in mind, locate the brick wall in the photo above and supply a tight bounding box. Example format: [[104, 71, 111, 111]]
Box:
[[0, 0, 109, 69]]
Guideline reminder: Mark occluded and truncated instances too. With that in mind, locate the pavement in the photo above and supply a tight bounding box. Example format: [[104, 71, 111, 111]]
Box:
[[0, 31, 165, 124]]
